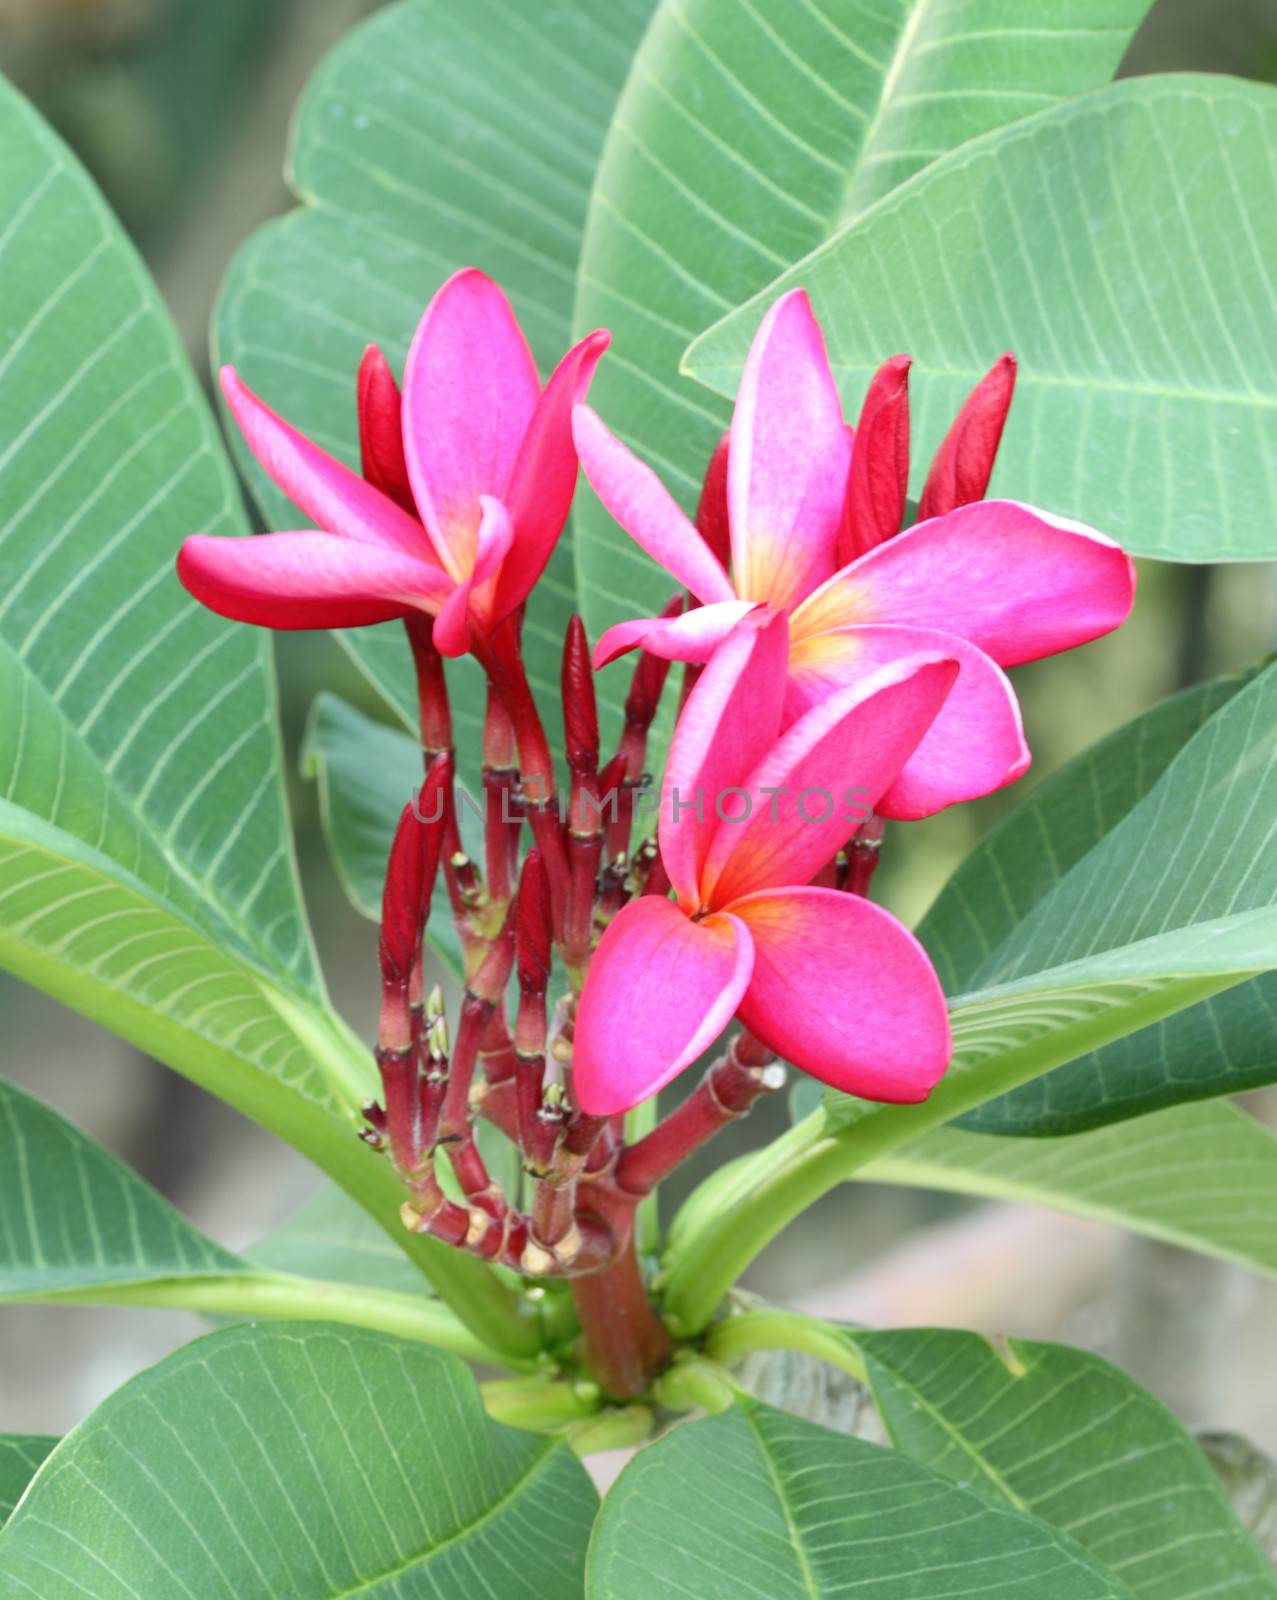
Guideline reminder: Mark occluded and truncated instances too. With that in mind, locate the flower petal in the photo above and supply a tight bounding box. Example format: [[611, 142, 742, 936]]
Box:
[[402, 268, 540, 582], [702, 653, 958, 905], [572, 896, 754, 1115], [220, 368, 425, 557], [356, 345, 414, 512], [495, 329, 610, 620], [177, 532, 452, 630], [792, 499, 1136, 667], [728, 288, 852, 609], [572, 404, 737, 605], [594, 600, 758, 669], [660, 608, 789, 908], [432, 496, 515, 657], [787, 624, 1029, 819], [732, 886, 951, 1102]]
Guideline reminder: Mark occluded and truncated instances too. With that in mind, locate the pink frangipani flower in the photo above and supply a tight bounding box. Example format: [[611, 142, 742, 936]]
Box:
[[179, 269, 609, 656], [572, 610, 957, 1116], [572, 288, 1136, 820]]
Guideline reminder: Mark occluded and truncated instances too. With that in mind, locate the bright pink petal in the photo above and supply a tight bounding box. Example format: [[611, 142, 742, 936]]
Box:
[[572, 405, 737, 605], [732, 886, 951, 1102], [177, 532, 452, 630], [660, 609, 789, 908], [787, 625, 1029, 820], [495, 329, 610, 620], [728, 289, 852, 609], [572, 896, 754, 1115], [594, 600, 758, 668], [401, 269, 540, 582], [792, 499, 1136, 668], [702, 654, 958, 905], [220, 368, 426, 557], [356, 345, 414, 512], [432, 496, 515, 657]]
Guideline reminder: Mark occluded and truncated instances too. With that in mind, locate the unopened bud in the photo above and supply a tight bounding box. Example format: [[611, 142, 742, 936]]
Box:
[[516, 850, 553, 994], [694, 433, 731, 570], [356, 345, 414, 512], [917, 353, 1016, 523], [562, 615, 599, 774], [839, 356, 910, 563], [427, 1013, 450, 1063], [426, 984, 445, 1025], [378, 800, 428, 988]]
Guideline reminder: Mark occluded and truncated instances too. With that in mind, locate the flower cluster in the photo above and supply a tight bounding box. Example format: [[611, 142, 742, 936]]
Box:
[[178, 270, 1135, 1283]]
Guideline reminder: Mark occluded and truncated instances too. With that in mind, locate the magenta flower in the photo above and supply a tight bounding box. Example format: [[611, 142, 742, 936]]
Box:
[[572, 289, 1136, 819], [179, 269, 608, 656], [572, 610, 956, 1116]]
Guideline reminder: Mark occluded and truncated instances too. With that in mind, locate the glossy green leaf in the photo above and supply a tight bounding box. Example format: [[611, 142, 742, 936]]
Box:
[[0, 1075, 247, 1299], [686, 75, 1277, 562], [573, 0, 1151, 710], [0, 72, 317, 1001], [0, 1074, 529, 1366], [248, 1179, 432, 1300], [919, 665, 1276, 1133], [860, 1100, 1277, 1279], [0, 1324, 597, 1597], [215, 0, 654, 776], [0, 806, 536, 1357], [588, 1397, 1133, 1598], [858, 1330, 1277, 1598], [0, 1437, 55, 1527]]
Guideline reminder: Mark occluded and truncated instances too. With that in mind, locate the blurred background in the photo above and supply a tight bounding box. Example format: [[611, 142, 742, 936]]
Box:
[[1, 0, 1276, 1460]]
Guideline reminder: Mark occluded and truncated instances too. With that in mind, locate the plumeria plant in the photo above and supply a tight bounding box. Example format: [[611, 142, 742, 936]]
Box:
[[1, 2, 1277, 1595]]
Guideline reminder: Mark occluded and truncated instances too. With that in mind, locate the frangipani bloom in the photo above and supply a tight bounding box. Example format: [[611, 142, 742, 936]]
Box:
[[572, 289, 1136, 819], [179, 269, 609, 656], [573, 611, 956, 1116]]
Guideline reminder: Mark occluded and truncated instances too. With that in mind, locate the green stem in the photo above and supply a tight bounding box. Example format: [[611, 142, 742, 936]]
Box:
[[481, 1374, 601, 1431], [652, 1355, 738, 1414], [565, 1406, 654, 1456], [705, 1308, 868, 1385], [55, 1270, 533, 1369], [662, 972, 1240, 1335]]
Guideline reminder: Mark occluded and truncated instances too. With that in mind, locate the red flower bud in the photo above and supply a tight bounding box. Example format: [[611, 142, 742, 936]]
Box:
[[516, 849, 553, 995], [695, 433, 731, 572], [357, 345, 415, 513], [379, 801, 429, 989], [917, 353, 1016, 523], [839, 356, 910, 563], [561, 614, 599, 774]]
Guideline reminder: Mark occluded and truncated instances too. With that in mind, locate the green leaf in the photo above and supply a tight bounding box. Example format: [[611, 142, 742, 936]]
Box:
[[859, 1100, 1277, 1279], [215, 0, 654, 774], [685, 75, 1277, 562], [0, 1437, 55, 1527], [0, 72, 317, 1001], [857, 1329, 1277, 1598], [0, 1074, 530, 1366], [248, 1179, 433, 1299], [0, 812, 537, 1357], [300, 691, 482, 977], [0, 1323, 597, 1597], [588, 1396, 1133, 1597], [0, 1075, 247, 1299], [573, 0, 1151, 705], [919, 665, 1276, 1133]]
